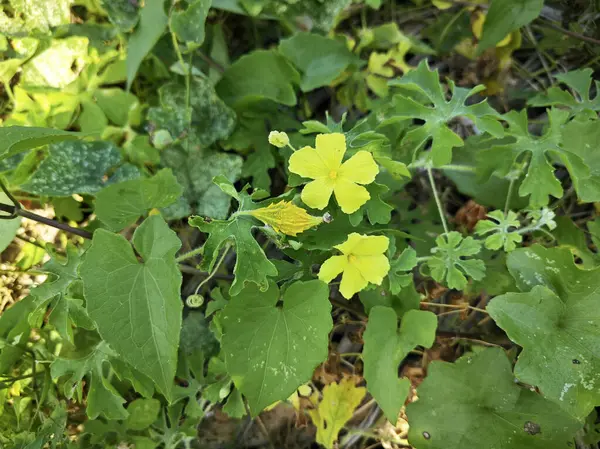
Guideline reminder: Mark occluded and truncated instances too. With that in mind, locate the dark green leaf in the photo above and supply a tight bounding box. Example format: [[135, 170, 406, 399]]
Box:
[[0, 127, 82, 161], [170, 0, 212, 45], [126, 398, 161, 430]]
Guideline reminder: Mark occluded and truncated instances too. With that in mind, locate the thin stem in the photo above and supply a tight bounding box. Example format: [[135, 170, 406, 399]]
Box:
[[416, 256, 432, 263], [504, 176, 515, 217], [409, 161, 477, 173], [0, 203, 92, 240], [426, 166, 449, 234], [196, 50, 225, 73], [175, 246, 204, 263], [421, 301, 488, 314], [194, 244, 231, 293], [534, 22, 600, 46]]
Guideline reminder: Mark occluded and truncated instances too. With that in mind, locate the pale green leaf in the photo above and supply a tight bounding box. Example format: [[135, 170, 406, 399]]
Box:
[[488, 245, 600, 419], [94, 168, 182, 231], [170, 0, 212, 45], [279, 33, 356, 92], [477, 0, 543, 52], [221, 280, 332, 414], [0, 0, 71, 34], [407, 348, 581, 449], [475, 210, 522, 252], [0, 191, 20, 253], [126, 0, 168, 90], [80, 215, 183, 400], [22, 141, 140, 197], [364, 307, 437, 421]]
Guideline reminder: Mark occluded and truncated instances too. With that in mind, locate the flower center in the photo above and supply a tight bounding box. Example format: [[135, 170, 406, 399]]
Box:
[[328, 170, 338, 180], [348, 254, 357, 263]]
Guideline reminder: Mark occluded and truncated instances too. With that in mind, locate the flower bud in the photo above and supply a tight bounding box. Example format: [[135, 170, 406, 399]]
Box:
[[268, 130, 290, 148]]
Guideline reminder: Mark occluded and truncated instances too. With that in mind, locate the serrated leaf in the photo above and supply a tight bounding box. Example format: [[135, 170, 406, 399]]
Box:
[[388, 60, 502, 166], [477, 108, 590, 208], [94, 168, 183, 231], [221, 280, 332, 415], [407, 348, 581, 449], [80, 215, 182, 400], [560, 114, 600, 203], [216, 50, 300, 107], [22, 141, 139, 197], [51, 342, 129, 420], [427, 231, 485, 290], [279, 33, 357, 92], [308, 378, 366, 449], [477, 0, 543, 52], [126, 0, 168, 90], [387, 247, 417, 295], [148, 77, 236, 148], [0, 126, 82, 161], [364, 307, 436, 422], [488, 245, 600, 419], [170, 0, 212, 45], [529, 68, 600, 115]]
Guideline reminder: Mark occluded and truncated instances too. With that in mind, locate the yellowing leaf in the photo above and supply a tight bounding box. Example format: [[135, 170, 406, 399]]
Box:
[[248, 201, 323, 236], [472, 11, 512, 47], [308, 378, 366, 449]]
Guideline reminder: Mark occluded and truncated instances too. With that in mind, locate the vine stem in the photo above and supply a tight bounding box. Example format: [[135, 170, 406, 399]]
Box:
[[421, 301, 488, 315], [175, 246, 204, 263], [0, 203, 92, 240], [426, 165, 449, 235], [193, 244, 231, 293], [504, 176, 515, 218]]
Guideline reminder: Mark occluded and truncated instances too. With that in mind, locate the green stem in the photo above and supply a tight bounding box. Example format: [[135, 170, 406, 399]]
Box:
[[175, 246, 204, 263], [504, 176, 515, 217], [426, 165, 449, 235], [409, 162, 477, 173], [416, 256, 432, 263], [194, 244, 231, 293]]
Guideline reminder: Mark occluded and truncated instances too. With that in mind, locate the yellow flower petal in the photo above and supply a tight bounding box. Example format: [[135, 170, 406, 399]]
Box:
[[315, 133, 346, 170], [248, 201, 323, 236], [339, 263, 368, 299], [289, 145, 330, 179], [335, 233, 389, 256], [318, 255, 348, 283], [301, 178, 334, 210], [333, 179, 370, 214], [352, 254, 390, 285], [338, 151, 379, 184]]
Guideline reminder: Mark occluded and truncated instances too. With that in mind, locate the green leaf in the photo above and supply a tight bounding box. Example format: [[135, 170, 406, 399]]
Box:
[[148, 77, 236, 147], [126, 398, 161, 430], [160, 146, 243, 219], [427, 231, 485, 290], [170, 0, 212, 45], [216, 50, 300, 107], [0, 192, 20, 253], [560, 114, 600, 203], [407, 348, 581, 449], [308, 378, 366, 449], [94, 88, 140, 127], [387, 247, 417, 295], [279, 33, 356, 92], [20, 37, 88, 88], [389, 60, 502, 166], [103, 0, 140, 31], [529, 68, 600, 115], [363, 307, 436, 422], [488, 245, 600, 419], [477, 0, 543, 52], [552, 216, 597, 269], [94, 168, 183, 231], [221, 280, 332, 415], [0, 296, 34, 374], [475, 210, 522, 252], [0, 127, 82, 161], [0, 0, 71, 34], [126, 0, 168, 90], [477, 108, 589, 207], [51, 342, 129, 420], [80, 215, 183, 400], [349, 182, 393, 226], [22, 141, 139, 197]]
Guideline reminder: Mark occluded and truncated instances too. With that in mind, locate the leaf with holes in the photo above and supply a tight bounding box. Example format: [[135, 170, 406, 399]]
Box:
[[221, 280, 332, 415], [488, 245, 600, 420], [407, 347, 581, 449], [80, 215, 182, 400]]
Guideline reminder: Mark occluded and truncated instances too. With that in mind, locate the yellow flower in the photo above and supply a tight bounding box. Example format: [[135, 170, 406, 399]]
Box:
[[268, 130, 290, 148], [288, 133, 379, 214], [319, 233, 390, 299], [248, 201, 323, 236]]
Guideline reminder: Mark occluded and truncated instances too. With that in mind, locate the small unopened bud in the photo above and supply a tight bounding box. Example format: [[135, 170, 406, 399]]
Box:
[[322, 212, 333, 223], [268, 130, 290, 148]]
